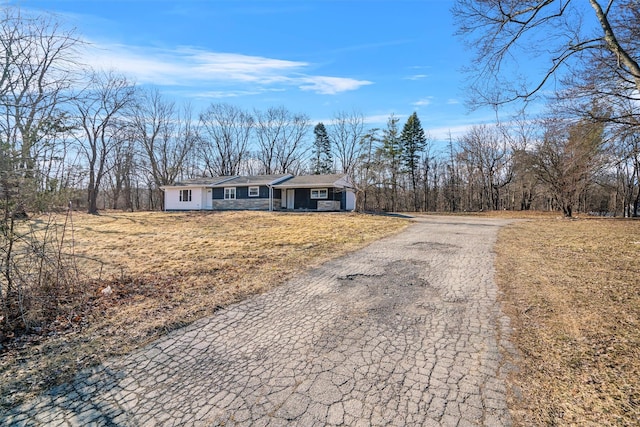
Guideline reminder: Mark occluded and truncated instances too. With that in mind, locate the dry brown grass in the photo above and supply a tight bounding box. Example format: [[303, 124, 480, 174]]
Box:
[[0, 210, 408, 409], [495, 217, 640, 426], [5, 208, 637, 422]]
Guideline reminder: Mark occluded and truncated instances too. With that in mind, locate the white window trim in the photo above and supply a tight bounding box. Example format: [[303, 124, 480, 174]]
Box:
[[248, 186, 259, 197], [224, 187, 236, 200], [310, 188, 328, 199], [179, 189, 192, 202]]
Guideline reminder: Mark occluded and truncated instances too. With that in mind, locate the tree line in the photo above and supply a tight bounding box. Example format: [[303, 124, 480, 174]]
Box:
[[452, 0, 639, 217], [1, 5, 639, 220]]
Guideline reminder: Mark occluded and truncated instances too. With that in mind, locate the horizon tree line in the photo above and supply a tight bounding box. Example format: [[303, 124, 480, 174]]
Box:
[[1, 5, 638, 219]]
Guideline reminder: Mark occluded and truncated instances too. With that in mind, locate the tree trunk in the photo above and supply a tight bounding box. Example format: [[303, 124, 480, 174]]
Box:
[[589, 0, 640, 94]]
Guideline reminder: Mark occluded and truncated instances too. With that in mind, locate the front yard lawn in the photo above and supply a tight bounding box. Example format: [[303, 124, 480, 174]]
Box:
[[0, 210, 408, 410]]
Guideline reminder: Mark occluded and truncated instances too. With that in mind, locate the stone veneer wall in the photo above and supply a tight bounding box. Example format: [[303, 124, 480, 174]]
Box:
[[212, 198, 280, 210]]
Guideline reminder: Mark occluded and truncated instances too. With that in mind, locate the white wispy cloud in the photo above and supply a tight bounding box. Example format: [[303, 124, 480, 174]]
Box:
[[299, 76, 372, 95], [429, 124, 475, 141], [447, 99, 460, 105], [81, 42, 371, 95], [412, 97, 433, 107], [405, 74, 429, 81], [363, 114, 405, 125], [191, 90, 265, 99], [428, 117, 501, 142]]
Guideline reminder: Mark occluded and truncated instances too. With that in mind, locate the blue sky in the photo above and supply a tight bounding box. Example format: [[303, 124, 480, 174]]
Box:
[[18, 0, 508, 145]]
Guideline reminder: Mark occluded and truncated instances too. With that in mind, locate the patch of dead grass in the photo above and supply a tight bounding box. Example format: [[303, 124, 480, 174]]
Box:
[[496, 218, 640, 426], [0, 210, 407, 410]]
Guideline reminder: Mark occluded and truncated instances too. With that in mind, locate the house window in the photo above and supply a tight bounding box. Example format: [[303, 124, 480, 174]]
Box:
[[248, 186, 259, 197], [179, 189, 192, 202], [224, 187, 236, 200], [310, 188, 328, 199]]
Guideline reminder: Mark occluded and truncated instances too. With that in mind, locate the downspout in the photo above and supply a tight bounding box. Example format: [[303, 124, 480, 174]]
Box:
[[268, 184, 273, 212]]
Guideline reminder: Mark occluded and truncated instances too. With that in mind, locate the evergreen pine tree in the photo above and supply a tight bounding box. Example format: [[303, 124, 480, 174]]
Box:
[[312, 122, 333, 174], [381, 115, 403, 211], [400, 112, 427, 210]]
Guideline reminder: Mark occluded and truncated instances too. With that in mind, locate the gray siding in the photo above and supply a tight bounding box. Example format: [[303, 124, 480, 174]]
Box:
[[292, 188, 341, 210], [213, 185, 273, 200]]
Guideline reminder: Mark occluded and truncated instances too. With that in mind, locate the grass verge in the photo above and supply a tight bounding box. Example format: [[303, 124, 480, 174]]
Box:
[[495, 217, 640, 425], [0, 210, 408, 410]]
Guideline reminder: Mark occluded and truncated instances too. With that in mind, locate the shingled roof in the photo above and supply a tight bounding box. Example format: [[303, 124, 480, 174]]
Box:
[[163, 173, 354, 189], [209, 174, 292, 187], [160, 176, 236, 188], [273, 174, 353, 188]]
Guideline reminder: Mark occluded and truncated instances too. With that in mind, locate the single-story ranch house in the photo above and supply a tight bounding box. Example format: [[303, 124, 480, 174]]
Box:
[[161, 174, 356, 212]]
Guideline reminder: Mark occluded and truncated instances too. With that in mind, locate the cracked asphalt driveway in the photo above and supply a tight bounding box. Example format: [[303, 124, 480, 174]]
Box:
[[3, 215, 514, 426]]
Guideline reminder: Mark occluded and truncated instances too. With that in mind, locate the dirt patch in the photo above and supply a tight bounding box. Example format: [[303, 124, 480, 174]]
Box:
[[338, 260, 437, 325]]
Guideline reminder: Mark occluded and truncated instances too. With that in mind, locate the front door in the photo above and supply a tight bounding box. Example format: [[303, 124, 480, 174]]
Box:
[[205, 189, 213, 209], [287, 189, 295, 209]]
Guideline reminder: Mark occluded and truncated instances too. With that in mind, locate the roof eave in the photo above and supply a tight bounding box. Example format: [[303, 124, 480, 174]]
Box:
[[274, 182, 343, 189], [268, 174, 294, 186]]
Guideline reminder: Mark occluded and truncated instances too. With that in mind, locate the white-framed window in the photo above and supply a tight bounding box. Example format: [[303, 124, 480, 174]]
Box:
[[310, 188, 328, 199], [224, 187, 236, 200], [248, 186, 259, 197], [179, 189, 192, 202]]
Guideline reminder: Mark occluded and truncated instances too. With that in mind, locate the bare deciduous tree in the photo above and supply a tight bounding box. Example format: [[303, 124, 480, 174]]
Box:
[[74, 70, 134, 214], [533, 116, 605, 217], [355, 128, 381, 211], [0, 7, 79, 207], [612, 127, 639, 217], [453, 0, 640, 107], [199, 103, 253, 177], [132, 89, 197, 208], [457, 125, 512, 211], [254, 107, 310, 175], [108, 129, 136, 211], [329, 110, 366, 176], [0, 7, 82, 332]]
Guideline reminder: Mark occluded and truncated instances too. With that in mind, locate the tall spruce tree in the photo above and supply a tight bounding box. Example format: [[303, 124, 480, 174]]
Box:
[[400, 112, 427, 211], [311, 122, 333, 174], [381, 115, 402, 211]]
